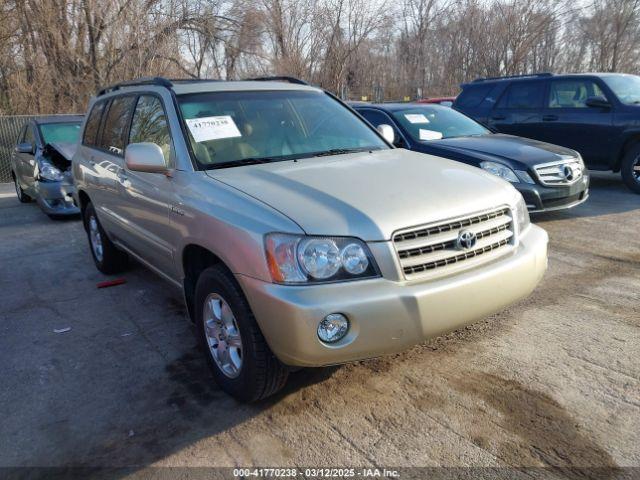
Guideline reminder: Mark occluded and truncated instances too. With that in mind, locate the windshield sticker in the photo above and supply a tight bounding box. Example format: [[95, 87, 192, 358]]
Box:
[[419, 129, 443, 140], [185, 116, 242, 142], [405, 114, 430, 124]]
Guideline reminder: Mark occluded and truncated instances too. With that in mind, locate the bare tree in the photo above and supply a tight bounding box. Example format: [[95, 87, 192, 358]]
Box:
[[2, 0, 640, 114]]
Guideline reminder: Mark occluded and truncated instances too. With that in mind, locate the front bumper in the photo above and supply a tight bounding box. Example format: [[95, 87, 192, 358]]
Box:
[[237, 224, 548, 367], [35, 180, 80, 216], [516, 174, 590, 213]]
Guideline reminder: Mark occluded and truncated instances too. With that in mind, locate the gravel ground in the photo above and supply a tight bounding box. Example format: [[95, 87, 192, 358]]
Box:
[[0, 173, 638, 479]]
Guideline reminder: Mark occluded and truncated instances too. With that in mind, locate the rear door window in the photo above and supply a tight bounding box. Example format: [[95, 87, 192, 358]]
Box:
[[548, 80, 606, 108], [128, 95, 172, 164], [497, 82, 545, 109], [83, 100, 107, 146], [98, 96, 136, 155]]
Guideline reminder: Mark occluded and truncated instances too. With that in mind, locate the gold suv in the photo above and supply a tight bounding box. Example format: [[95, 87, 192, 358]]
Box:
[[73, 77, 548, 401]]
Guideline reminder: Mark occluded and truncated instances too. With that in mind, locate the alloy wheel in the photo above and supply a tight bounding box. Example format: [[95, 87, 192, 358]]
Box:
[[633, 155, 640, 183], [89, 215, 104, 263], [203, 293, 243, 379]]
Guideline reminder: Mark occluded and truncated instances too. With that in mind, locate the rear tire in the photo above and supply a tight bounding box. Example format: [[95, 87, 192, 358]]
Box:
[[83, 202, 129, 274], [195, 264, 288, 402], [13, 174, 31, 203], [621, 144, 640, 194]]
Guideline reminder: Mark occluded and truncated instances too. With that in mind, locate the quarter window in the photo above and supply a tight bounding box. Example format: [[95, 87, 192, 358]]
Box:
[[83, 100, 106, 146], [128, 95, 172, 164], [497, 82, 545, 109], [548, 80, 605, 108], [99, 96, 136, 155], [23, 125, 35, 148]]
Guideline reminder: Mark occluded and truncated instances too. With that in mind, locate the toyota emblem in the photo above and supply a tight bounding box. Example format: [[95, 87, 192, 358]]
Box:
[[457, 229, 477, 250]]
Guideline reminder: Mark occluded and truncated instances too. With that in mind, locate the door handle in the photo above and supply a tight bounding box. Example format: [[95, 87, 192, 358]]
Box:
[[491, 115, 506, 121], [542, 115, 558, 121]]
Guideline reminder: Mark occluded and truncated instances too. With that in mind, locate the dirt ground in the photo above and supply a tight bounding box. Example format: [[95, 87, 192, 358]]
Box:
[[0, 173, 638, 478]]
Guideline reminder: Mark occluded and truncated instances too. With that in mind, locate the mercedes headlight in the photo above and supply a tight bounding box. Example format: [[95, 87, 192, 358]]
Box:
[[514, 195, 530, 234], [38, 161, 64, 182], [481, 161, 519, 183], [265, 233, 379, 284]]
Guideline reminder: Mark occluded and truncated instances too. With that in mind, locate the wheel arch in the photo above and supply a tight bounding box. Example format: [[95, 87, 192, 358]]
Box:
[[616, 133, 640, 172], [181, 244, 232, 322], [77, 190, 91, 229]]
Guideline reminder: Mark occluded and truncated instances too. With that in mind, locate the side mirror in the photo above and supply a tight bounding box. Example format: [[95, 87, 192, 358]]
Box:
[[16, 142, 33, 154], [125, 142, 167, 173], [585, 96, 611, 109], [377, 124, 395, 144]]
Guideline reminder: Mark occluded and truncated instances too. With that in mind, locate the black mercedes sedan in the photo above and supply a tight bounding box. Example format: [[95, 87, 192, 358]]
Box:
[[351, 102, 590, 213]]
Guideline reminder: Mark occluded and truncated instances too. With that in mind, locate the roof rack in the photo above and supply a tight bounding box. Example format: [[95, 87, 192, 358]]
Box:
[[244, 76, 309, 85], [97, 75, 310, 96], [97, 76, 173, 96], [472, 72, 553, 83], [169, 78, 224, 84]]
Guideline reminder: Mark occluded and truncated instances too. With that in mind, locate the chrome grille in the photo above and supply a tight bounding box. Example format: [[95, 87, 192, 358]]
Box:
[[393, 207, 514, 278], [534, 157, 583, 186]]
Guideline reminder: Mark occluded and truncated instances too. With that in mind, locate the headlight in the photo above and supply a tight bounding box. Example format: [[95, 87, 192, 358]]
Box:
[[39, 162, 64, 182], [514, 195, 530, 234], [515, 170, 535, 184], [481, 161, 519, 183], [265, 233, 379, 284]]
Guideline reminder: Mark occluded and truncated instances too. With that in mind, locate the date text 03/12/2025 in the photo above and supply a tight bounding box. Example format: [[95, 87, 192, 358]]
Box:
[[233, 468, 400, 478]]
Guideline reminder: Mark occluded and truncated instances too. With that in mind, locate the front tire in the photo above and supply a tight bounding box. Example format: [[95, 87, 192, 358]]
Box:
[[83, 202, 129, 274], [195, 264, 288, 402], [13, 174, 31, 203], [621, 144, 640, 194]]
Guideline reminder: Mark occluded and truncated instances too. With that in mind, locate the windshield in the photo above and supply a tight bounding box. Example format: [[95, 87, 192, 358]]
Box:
[[392, 106, 488, 141], [177, 90, 388, 168], [602, 74, 640, 105], [38, 122, 81, 144]]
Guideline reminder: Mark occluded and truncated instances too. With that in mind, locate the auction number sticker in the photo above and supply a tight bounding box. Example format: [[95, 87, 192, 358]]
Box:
[[404, 113, 429, 124], [185, 115, 242, 142], [419, 128, 443, 140]]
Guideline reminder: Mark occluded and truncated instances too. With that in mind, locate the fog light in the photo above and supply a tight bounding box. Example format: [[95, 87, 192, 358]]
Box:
[[317, 313, 349, 343]]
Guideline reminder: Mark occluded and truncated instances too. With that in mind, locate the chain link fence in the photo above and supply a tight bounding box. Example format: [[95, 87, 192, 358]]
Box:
[[0, 115, 79, 183]]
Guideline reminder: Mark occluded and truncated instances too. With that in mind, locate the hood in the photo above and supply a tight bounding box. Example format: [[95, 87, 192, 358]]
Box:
[[42, 142, 78, 172], [206, 149, 518, 241], [435, 134, 576, 167], [47, 142, 78, 161]]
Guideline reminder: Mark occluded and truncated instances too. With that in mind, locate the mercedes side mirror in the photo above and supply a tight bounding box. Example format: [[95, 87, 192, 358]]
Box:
[[585, 96, 611, 109], [377, 124, 395, 144], [16, 142, 33, 154], [125, 142, 168, 174]]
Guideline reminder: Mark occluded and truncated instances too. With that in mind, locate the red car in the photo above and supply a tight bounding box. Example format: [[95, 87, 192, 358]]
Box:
[[416, 96, 456, 107]]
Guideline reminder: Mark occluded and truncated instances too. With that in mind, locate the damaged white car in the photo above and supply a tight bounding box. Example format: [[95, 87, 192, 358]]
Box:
[[10, 116, 83, 217]]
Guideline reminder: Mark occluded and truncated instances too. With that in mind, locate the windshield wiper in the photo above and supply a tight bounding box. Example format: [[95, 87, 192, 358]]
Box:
[[206, 157, 278, 170], [313, 147, 376, 157]]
